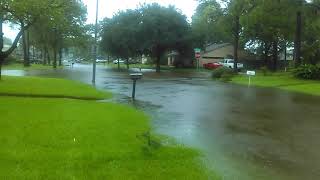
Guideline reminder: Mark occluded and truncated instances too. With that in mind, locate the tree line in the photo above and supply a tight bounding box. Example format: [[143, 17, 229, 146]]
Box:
[[100, 3, 192, 73], [0, 0, 88, 78], [192, 0, 320, 71]]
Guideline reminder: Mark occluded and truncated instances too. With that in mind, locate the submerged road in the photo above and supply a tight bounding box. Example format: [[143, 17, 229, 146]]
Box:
[[4, 64, 320, 180]]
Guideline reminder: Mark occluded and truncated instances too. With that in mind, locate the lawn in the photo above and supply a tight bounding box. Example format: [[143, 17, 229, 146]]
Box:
[[232, 72, 320, 96], [0, 76, 110, 100], [0, 76, 215, 179], [3, 63, 62, 70]]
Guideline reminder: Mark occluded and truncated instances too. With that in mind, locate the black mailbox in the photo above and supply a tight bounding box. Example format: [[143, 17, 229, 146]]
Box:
[[130, 73, 143, 100]]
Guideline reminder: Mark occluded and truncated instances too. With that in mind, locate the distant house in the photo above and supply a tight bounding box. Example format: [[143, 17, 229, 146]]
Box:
[[167, 51, 179, 66], [199, 43, 254, 66]]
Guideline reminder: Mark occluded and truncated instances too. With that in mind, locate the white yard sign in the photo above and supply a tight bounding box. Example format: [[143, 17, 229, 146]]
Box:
[[246, 71, 256, 76], [246, 71, 256, 86]]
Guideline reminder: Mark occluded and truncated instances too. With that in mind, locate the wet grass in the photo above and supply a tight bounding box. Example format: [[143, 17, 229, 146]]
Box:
[[0, 76, 216, 179], [232, 72, 320, 96], [0, 76, 110, 100], [2, 63, 62, 70]]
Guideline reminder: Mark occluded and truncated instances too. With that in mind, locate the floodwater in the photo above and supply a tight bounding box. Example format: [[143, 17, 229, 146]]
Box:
[[3, 64, 320, 180]]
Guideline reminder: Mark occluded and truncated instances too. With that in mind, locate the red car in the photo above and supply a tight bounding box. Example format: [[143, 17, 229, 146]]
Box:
[[203, 62, 222, 69]]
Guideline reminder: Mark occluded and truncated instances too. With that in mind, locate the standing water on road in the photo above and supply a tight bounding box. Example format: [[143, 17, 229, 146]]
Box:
[[4, 64, 320, 180]]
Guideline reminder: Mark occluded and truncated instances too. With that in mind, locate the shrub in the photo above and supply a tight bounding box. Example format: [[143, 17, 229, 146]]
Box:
[[293, 64, 320, 80], [3, 56, 19, 65], [260, 66, 269, 76], [212, 66, 234, 79]]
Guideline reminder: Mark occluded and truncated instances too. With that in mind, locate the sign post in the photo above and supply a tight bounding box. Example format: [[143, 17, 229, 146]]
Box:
[[246, 71, 256, 87], [194, 48, 201, 71]]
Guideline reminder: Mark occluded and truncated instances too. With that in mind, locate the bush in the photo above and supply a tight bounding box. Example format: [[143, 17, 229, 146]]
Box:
[[293, 64, 320, 80], [3, 56, 19, 65], [212, 66, 234, 80], [260, 66, 269, 76]]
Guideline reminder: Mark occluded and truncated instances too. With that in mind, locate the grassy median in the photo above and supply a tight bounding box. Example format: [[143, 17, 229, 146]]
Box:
[[232, 72, 320, 96], [0, 76, 215, 179]]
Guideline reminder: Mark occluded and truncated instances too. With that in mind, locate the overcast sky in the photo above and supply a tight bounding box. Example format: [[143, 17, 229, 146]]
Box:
[[3, 0, 198, 40]]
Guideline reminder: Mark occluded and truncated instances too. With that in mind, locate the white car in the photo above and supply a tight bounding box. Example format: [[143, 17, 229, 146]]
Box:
[[96, 59, 107, 63], [220, 59, 244, 69], [113, 60, 125, 64]]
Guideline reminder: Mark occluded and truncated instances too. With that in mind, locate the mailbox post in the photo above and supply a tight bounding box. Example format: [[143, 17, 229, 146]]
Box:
[[130, 73, 143, 100]]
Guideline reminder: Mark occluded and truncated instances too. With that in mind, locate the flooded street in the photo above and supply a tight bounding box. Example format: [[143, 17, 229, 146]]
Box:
[[4, 64, 320, 180]]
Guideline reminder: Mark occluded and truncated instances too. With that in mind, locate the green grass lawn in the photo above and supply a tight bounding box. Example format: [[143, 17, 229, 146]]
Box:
[[232, 72, 320, 96], [0, 76, 215, 179], [3, 63, 62, 70], [0, 76, 110, 100]]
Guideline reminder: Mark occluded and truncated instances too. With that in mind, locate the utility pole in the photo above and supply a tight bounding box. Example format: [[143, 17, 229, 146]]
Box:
[[92, 0, 99, 83]]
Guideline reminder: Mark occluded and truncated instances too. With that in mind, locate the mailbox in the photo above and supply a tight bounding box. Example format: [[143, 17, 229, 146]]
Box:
[[130, 73, 143, 100], [130, 73, 143, 80]]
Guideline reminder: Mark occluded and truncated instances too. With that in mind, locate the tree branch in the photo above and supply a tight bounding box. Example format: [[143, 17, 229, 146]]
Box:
[[3, 23, 32, 57]]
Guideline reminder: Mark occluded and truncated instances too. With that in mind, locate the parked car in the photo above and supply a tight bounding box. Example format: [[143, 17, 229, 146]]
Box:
[[96, 59, 107, 63], [203, 62, 222, 70], [113, 59, 125, 64], [220, 59, 244, 69]]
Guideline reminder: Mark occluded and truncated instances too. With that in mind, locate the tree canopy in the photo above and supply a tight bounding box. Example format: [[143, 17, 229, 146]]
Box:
[[100, 3, 191, 72]]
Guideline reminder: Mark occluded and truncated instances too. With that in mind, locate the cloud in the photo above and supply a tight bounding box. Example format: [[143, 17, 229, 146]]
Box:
[[83, 0, 198, 23]]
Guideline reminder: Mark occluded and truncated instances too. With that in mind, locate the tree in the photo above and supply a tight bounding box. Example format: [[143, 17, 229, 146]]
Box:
[[0, 0, 60, 77], [101, 10, 141, 70], [224, 0, 256, 72], [241, 0, 296, 70], [138, 4, 191, 72], [191, 0, 229, 47]]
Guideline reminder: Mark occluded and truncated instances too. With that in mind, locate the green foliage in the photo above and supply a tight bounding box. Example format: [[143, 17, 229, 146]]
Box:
[[101, 10, 141, 60], [3, 56, 18, 65], [260, 66, 269, 76], [100, 3, 191, 71], [293, 64, 320, 80], [191, 0, 229, 46], [212, 66, 235, 80]]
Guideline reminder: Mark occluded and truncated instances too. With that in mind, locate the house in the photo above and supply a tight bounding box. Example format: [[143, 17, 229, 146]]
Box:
[[167, 51, 179, 66], [199, 43, 253, 66]]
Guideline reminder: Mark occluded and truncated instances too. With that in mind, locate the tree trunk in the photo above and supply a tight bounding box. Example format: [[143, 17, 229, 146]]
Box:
[[233, 15, 240, 72], [0, 16, 3, 53], [0, 58, 3, 80], [156, 53, 161, 73], [284, 42, 287, 71], [272, 40, 278, 71], [53, 48, 57, 69], [263, 42, 271, 68], [117, 59, 120, 70], [22, 23, 30, 67], [47, 48, 51, 65], [42, 47, 47, 65], [294, 11, 302, 67], [58, 48, 62, 66], [32, 45, 35, 61], [126, 59, 129, 69]]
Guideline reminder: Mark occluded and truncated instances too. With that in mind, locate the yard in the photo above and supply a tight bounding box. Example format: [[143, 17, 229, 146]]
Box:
[[232, 72, 320, 96], [0, 76, 216, 179]]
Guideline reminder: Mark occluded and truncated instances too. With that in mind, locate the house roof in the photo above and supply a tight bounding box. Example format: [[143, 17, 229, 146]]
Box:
[[204, 43, 231, 53]]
